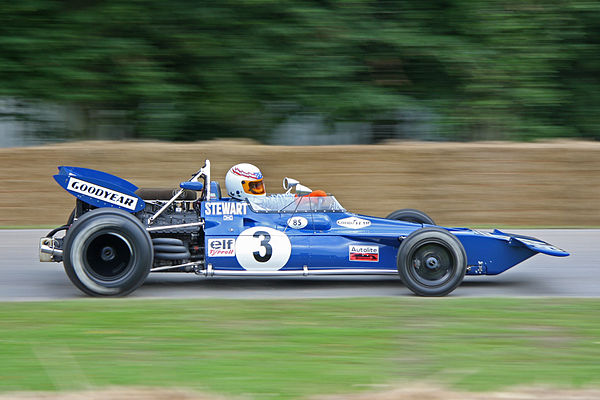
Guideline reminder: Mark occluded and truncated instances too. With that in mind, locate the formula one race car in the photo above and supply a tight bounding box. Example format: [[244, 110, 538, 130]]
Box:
[[40, 161, 569, 297]]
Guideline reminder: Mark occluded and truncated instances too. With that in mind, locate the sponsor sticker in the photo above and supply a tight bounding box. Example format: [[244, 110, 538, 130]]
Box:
[[223, 215, 234, 221], [336, 216, 371, 229], [208, 238, 236, 257], [205, 202, 248, 216], [67, 177, 138, 210], [287, 216, 308, 229], [349, 245, 379, 262]]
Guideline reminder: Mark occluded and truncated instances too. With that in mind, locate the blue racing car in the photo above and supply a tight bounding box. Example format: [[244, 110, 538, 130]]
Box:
[[40, 160, 569, 297]]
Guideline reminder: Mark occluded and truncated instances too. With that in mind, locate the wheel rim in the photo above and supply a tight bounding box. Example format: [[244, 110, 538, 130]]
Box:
[[84, 232, 133, 281], [408, 242, 455, 287]]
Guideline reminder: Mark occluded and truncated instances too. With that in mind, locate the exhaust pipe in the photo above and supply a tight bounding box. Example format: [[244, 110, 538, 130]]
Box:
[[39, 237, 63, 262]]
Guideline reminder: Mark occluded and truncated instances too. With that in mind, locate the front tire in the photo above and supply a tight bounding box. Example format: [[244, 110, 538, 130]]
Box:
[[397, 227, 466, 296], [63, 208, 153, 296], [386, 209, 435, 225]]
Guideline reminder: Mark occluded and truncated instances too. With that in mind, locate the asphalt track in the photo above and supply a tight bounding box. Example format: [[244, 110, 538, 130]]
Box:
[[1, 229, 598, 301]]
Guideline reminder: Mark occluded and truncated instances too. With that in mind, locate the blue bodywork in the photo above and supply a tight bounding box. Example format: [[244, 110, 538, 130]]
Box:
[[54, 166, 569, 276], [201, 197, 568, 276]]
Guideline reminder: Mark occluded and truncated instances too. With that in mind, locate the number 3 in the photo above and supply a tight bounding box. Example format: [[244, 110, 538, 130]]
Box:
[[253, 231, 272, 262], [236, 227, 291, 271]]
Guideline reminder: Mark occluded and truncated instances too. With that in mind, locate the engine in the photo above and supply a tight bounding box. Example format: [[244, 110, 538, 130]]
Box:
[[136, 200, 205, 272]]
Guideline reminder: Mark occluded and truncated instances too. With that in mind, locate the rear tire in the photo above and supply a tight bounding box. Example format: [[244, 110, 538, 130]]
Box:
[[386, 209, 435, 225], [63, 208, 153, 296], [397, 227, 466, 296]]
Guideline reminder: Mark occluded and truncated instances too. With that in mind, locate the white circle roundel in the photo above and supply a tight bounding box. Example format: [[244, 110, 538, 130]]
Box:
[[287, 216, 308, 229], [235, 227, 291, 271]]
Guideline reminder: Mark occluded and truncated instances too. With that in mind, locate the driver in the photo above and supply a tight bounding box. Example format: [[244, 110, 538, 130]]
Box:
[[225, 163, 266, 200], [225, 162, 326, 205]]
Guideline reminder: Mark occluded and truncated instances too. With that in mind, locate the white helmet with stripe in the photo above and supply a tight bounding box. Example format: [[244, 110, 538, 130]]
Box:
[[225, 163, 266, 200]]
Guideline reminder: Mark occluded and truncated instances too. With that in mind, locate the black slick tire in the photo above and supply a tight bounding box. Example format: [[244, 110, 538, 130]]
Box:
[[62, 208, 153, 297], [397, 227, 466, 296], [386, 209, 435, 225]]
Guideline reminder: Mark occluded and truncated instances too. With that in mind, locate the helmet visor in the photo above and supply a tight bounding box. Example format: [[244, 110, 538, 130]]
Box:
[[242, 179, 265, 195]]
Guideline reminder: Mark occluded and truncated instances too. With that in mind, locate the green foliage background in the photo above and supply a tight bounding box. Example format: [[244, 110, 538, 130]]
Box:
[[1, 1, 599, 141]]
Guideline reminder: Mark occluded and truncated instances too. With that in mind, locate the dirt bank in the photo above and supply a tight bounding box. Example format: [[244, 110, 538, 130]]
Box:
[[1, 140, 598, 226]]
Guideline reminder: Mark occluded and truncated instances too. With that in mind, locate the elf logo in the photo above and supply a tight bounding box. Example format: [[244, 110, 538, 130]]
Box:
[[208, 238, 236, 257]]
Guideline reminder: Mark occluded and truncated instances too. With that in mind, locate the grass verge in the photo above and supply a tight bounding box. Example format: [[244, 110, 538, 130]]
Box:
[[1, 298, 599, 399]]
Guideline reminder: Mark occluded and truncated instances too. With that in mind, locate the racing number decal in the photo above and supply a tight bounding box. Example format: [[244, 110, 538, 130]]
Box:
[[236, 227, 291, 271], [287, 216, 308, 229], [253, 231, 272, 262]]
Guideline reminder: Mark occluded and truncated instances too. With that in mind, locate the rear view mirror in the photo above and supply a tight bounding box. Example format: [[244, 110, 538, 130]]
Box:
[[295, 184, 313, 195], [283, 177, 299, 190], [283, 177, 312, 195]]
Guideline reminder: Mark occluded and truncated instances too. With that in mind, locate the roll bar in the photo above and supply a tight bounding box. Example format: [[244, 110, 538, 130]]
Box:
[[147, 160, 211, 225]]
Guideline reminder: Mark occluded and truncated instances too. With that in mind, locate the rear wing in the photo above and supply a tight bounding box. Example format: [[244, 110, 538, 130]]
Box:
[[54, 166, 145, 213], [493, 229, 569, 257]]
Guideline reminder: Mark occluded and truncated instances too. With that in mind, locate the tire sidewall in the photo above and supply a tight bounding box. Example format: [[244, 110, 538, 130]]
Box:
[[386, 209, 435, 225], [63, 208, 153, 296], [397, 227, 466, 296]]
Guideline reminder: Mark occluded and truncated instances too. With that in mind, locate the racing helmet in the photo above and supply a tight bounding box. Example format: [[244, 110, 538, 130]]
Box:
[[225, 163, 266, 200]]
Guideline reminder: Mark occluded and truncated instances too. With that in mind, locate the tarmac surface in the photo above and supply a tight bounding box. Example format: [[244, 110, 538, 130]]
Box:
[[1, 229, 598, 301]]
